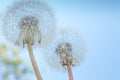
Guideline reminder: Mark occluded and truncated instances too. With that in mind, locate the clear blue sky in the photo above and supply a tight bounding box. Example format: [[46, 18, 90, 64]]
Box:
[[0, 0, 120, 80]]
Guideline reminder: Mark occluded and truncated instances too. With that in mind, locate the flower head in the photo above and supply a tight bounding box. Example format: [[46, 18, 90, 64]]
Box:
[[45, 29, 85, 70], [2, 0, 55, 47]]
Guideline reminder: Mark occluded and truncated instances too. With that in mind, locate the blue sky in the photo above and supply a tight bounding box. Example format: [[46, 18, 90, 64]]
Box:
[[0, 0, 120, 80]]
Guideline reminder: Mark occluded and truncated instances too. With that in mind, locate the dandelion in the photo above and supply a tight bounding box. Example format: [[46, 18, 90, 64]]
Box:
[[2, 0, 55, 80], [3, 0, 55, 47], [45, 29, 85, 80]]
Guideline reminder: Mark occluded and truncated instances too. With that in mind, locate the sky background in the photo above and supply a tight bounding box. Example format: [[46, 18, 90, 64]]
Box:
[[0, 0, 120, 80]]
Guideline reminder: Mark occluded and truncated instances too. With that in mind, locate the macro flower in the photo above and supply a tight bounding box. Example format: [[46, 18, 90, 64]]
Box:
[[2, 0, 55, 47], [45, 29, 85, 70]]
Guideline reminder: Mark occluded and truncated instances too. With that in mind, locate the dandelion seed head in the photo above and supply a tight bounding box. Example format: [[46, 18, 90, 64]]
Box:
[[2, 0, 55, 47], [45, 29, 85, 70]]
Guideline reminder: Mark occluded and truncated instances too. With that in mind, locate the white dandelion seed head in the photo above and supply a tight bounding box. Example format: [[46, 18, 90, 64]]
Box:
[[45, 29, 85, 70], [2, 0, 55, 47]]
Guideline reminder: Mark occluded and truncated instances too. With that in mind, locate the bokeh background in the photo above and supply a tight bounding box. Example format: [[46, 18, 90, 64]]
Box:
[[0, 0, 120, 80]]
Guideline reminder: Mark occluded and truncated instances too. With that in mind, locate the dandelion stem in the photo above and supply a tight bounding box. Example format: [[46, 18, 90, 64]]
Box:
[[66, 59, 74, 80], [27, 43, 42, 80]]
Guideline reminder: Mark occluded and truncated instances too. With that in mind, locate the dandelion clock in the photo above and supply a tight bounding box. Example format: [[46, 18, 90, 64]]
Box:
[[2, 0, 55, 80], [3, 0, 55, 47], [45, 29, 85, 80]]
